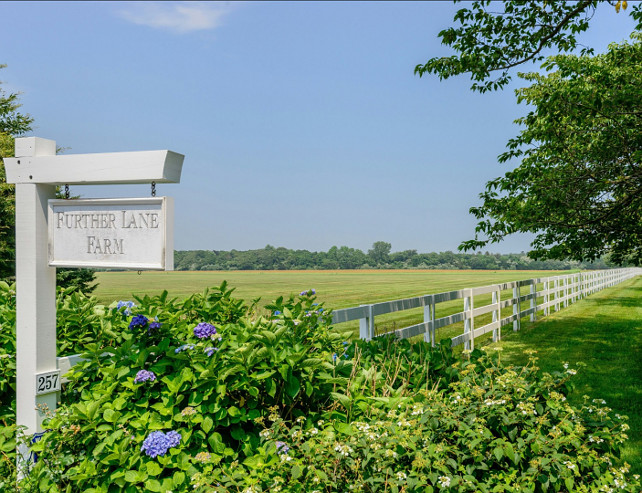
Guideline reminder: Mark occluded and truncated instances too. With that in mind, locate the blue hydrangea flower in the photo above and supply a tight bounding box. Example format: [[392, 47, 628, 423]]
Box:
[[129, 315, 149, 329], [149, 321, 162, 331], [141, 430, 181, 458], [204, 347, 218, 357], [165, 430, 181, 448], [299, 288, 316, 296], [134, 370, 156, 383], [273, 310, 281, 316], [193, 322, 217, 339], [175, 344, 195, 353], [275, 441, 290, 455], [117, 300, 136, 316]]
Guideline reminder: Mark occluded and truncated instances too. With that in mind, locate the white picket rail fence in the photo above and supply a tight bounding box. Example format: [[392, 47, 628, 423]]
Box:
[[57, 268, 642, 374], [330, 268, 642, 349]]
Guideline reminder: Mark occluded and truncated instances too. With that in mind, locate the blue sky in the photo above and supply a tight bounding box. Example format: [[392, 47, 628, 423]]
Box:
[[1, 1, 638, 254]]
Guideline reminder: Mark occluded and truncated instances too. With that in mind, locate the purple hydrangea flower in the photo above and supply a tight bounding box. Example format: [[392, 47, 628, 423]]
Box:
[[175, 344, 195, 353], [149, 321, 162, 331], [299, 289, 316, 296], [134, 370, 156, 383], [129, 315, 149, 329], [275, 441, 290, 455], [193, 322, 217, 339], [141, 430, 181, 458]]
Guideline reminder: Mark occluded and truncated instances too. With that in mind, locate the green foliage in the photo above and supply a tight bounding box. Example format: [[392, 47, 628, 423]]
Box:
[[462, 34, 642, 265], [1, 282, 639, 491], [183, 353, 641, 492], [173, 243, 616, 272], [0, 64, 34, 281], [415, 0, 642, 92], [56, 268, 98, 294]]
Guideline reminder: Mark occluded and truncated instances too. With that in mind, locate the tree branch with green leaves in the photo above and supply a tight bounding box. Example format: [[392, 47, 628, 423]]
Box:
[[415, 0, 642, 92], [460, 34, 642, 265]]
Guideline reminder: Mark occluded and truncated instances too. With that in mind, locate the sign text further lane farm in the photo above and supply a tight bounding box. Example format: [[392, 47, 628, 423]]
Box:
[[49, 197, 174, 270]]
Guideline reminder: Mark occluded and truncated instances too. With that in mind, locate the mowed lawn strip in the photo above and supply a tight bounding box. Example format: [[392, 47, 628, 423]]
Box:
[[492, 276, 642, 474]]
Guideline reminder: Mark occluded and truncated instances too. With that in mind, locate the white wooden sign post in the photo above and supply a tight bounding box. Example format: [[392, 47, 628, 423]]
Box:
[[4, 137, 184, 468]]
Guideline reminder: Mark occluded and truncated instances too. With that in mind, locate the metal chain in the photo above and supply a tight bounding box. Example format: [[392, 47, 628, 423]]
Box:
[[64, 184, 70, 199], [151, 182, 156, 197]]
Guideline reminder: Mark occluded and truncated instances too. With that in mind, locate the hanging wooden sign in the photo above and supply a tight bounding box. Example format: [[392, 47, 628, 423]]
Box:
[[48, 197, 174, 270]]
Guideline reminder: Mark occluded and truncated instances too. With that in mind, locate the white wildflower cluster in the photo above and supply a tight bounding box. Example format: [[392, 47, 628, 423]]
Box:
[[384, 449, 398, 459], [438, 476, 451, 488], [334, 443, 353, 457], [593, 399, 607, 405], [355, 422, 379, 441], [259, 429, 271, 439], [307, 427, 319, 436], [397, 418, 412, 427], [410, 404, 424, 416], [484, 399, 507, 406], [517, 401, 537, 416], [564, 461, 576, 470], [396, 471, 407, 481], [588, 435, 604, 444], [566, 369, 577, 375]]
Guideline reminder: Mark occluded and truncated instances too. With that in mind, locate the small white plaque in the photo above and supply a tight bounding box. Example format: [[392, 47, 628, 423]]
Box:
[[35, 370, 61, 396], [48, 197, 173, 270]]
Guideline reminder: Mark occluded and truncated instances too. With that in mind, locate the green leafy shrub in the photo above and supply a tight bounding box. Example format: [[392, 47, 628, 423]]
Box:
[[1, 282, 639, 492], [192, 353, 641, 493], [23, 286, 351, 491]]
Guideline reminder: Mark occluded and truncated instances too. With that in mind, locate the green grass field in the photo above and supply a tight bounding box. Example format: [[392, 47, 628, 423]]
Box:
[[94, 269, 570, 308], [94, 269, 570, 341]]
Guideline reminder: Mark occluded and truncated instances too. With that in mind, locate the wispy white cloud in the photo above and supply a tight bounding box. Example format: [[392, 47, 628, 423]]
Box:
[[118, 2, 233, 34]]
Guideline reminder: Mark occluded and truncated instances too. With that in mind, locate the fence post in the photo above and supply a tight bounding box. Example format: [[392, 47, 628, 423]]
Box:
[[430, 298, 436, 346], [513, 284, 520, 331], [530, 282, 536, 322], [579, 272, 583, 299], [563, 276, 568, 308], [464, 289, 474, 350], [423, 299, 434, 345], [359, 304, 374, 341], [555, 277, 560, 312], [492, 288, 501, 342]]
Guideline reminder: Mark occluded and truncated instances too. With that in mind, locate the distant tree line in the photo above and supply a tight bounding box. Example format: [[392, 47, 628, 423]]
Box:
[[174, 241, 617, 272]]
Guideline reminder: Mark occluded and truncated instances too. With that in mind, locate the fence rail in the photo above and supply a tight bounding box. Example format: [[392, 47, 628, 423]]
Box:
[[330, 268, 642, 349]]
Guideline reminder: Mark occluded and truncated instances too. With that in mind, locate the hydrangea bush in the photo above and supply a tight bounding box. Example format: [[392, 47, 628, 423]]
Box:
[[1, 281, 639, 492]]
